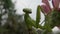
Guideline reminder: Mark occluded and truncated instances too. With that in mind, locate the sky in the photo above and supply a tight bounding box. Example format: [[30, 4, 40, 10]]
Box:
[[12, 0, 44, 25], [12, 0, 43, 20], [12, 0, 60, 33]]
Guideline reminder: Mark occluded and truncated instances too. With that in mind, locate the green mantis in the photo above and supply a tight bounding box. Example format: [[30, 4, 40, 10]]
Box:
[[23, 5, 43, 29], [23, 5, 42, 34], [23, 5, 53, 34]]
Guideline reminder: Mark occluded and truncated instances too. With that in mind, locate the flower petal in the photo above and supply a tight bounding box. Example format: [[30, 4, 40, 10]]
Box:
[[41, 4, 51, 15], [42, 0, 49, 6], [42, 0, 51, 11], [52, 0, 60, 9]]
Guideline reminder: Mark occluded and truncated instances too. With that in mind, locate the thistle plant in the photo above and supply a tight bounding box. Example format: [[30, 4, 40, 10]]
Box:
[[40, 0, 60, 34], [41, 0, 60, 28]]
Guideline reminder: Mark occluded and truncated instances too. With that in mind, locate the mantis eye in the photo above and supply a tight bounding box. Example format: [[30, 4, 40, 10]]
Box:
[[23, 8, 32, 14]]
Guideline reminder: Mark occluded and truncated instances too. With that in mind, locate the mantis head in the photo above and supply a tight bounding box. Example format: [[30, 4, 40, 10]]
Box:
[[23, 8, 32, 14]]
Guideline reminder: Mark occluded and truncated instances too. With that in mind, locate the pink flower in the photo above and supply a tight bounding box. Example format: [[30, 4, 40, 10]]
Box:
[[52, 0, 60, 9], [42, 0, 51, 11], [41, 4, 51, 15], [41, 0, 51, 15], [41, 0, 60, 28], [42, 0, 49, 7], [41, 0, 60, 15]]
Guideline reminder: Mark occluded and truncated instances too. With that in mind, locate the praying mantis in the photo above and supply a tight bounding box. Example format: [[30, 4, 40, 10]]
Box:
[[23, 5, 53, 34]]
